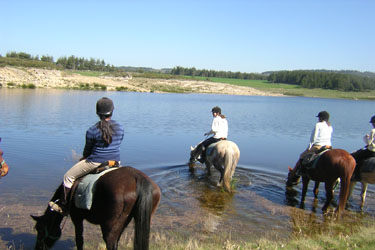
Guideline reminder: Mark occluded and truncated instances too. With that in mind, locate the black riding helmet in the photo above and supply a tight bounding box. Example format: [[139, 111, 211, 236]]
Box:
[[370, 115, 375, 124], [96, 97, 114, 116], [316, 111, 329, 121], [211, 106, 221, 114]]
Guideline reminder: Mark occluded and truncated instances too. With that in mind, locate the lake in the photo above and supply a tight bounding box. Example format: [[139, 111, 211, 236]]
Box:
[[1, 88, 375, 249]]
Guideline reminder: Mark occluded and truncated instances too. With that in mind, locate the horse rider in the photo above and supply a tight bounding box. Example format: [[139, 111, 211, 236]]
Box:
[[49, 97, 124, 215], [294, 111, 333, 173], [351, 115, 375, 180], [190, 106, 228, 164]]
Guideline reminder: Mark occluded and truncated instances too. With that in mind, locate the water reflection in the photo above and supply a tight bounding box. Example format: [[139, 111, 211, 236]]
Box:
[[2, 89, 375, 246]]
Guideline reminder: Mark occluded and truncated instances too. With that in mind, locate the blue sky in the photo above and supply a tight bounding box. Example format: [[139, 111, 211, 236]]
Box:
[[1, 0, 374, 73]]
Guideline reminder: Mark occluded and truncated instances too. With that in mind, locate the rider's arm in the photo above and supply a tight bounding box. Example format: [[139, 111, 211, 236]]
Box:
[[82, 128, 95, 159]]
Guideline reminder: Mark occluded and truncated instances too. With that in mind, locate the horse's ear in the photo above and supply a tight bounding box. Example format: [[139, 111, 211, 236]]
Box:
[[288, 166, 293, 172], [30, 215, 41, 222], [190, 146, 194, 150]]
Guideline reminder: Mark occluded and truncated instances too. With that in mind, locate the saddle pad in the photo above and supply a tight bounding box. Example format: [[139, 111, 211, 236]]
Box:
[[74, 167, 118, 210], [361, 157, 375, 173], [206, 141, 220, 156], [302, 149, 329, 170]]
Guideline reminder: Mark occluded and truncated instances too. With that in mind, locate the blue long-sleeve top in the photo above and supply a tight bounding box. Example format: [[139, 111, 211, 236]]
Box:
[[83, 120, 124, 163]]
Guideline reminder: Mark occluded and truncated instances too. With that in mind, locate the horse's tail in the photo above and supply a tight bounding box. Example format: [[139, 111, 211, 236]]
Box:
[[337, 154, 356, 214], [133, 177, 153, 250], [223, 145, 239, 192]]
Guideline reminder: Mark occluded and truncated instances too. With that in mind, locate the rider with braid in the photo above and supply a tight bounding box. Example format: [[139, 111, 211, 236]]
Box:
[[294, 111, 333, 174], [49, 97, 124, 215], [190, 106, 228, 164]]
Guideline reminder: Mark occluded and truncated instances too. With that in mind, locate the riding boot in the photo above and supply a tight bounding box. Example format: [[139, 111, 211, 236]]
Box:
[[49, 186, 71, 216], [199, 149, 206, 164]]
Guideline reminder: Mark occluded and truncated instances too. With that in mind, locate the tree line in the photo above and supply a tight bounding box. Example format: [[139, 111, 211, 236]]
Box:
[[171, 66, 268, 80], [3, 51, 116, 72], [267, 70, 375, 91]]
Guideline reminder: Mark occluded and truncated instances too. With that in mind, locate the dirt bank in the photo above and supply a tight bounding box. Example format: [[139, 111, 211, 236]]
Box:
[[0, 66, 281, 96]]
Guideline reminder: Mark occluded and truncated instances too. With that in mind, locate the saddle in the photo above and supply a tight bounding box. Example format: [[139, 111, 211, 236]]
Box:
[[72, 161, 120, 210], [301, 147, 331, 172]]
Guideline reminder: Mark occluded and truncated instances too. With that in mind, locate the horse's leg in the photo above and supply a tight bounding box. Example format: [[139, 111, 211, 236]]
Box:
[[214, 163, 224, 187], [313, 181, 320, 198], [322, 181, 334, 212], [348, 180, 356, 202], [101, 216, 130, 250], [360, 182, 368, 211], [71, 215, 84, 250], [300, 177, 310, 208], [205, 162, 212, 176]]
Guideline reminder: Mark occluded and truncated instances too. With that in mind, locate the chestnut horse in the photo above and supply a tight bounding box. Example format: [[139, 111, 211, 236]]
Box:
[[348, 157, 375, 210], [286, 149, 355, 214], [0, 138, 9, 178], [189, 140, 240, 192], [31, 166, 161, 250]]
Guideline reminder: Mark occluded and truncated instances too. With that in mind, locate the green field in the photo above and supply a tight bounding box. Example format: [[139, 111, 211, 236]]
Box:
[[185, 76, 375, 100]]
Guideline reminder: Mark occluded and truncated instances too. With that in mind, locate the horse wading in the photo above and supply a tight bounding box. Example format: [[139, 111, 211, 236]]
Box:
[[286, 149, 355, 214], [31, 166, 161, 250], [190, 140, 240, 192]]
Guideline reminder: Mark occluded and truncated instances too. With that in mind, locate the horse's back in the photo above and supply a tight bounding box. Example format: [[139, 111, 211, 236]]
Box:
[[98, 166, 159, 191], [316, 149, 355, 179], [216, 140, 240, 155]]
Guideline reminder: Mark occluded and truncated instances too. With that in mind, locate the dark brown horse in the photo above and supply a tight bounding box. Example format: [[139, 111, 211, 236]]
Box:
[[348, 157, 375, 210], [286, 149, 355, 214], [31, 166, 161, 250], [0, 138, 9, 178]]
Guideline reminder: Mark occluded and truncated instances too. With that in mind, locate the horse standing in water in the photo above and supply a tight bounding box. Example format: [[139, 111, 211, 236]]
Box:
[[0, 138, 9, 178], [286, 149, 355, 214], [31, 167, 161, 250], [190, 140, 240, 192], [348, 157, 375, 210]]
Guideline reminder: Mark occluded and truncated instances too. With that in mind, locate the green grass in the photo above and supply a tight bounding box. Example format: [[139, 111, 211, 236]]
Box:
[[72, 70, 105, 77], [83, 218, 375, 249], [183, 76, 375, 100]]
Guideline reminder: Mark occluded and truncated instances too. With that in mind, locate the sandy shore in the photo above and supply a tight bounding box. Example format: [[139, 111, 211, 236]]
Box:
[[0, 66, 281, 96]]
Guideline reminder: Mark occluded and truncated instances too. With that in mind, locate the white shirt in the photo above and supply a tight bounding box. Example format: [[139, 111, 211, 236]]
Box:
[[363, 128, 375, 152], [207, 115, 228, 139], [310, 121, 333, 146]]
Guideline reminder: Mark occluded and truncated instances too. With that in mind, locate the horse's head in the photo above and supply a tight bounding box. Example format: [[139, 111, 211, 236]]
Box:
[[0, 140, 9, 178], [286, 166, 301, 187], [189, 145, 198, 163], [31, 210, 63, 250]]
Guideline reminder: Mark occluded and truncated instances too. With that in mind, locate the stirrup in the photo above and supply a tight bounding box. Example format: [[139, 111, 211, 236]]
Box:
[[49, 200, 68, 216]]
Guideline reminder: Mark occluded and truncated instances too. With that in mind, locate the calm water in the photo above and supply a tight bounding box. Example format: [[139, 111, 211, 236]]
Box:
[[1, 88, 375, 248]]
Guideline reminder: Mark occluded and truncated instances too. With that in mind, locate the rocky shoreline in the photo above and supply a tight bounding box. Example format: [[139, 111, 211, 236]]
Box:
[[0, 66, 281, 96]]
